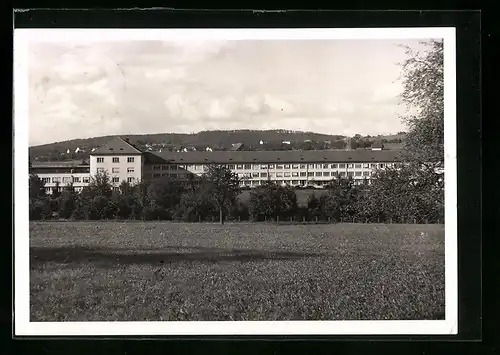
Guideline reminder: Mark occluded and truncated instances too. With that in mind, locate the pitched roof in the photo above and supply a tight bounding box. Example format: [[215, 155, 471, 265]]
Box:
[[145, 149, 403, 165], [90, 137, 142, 155], [143, 151, 169, 164]]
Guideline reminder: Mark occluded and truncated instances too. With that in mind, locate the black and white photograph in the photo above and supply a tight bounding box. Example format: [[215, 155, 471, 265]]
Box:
[[14, 27, 457, 336]]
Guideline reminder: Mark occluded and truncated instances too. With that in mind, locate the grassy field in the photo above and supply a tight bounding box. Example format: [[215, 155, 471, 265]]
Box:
[[29, 222, 445, 322]]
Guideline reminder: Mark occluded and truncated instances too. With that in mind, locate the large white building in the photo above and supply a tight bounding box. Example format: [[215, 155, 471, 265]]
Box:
[[89, 137, 144, 186], [30, 137, 403, 193]]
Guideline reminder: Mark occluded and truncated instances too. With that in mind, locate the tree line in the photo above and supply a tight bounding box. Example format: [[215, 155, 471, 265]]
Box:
[[29, 161, 444, 224], [29, 38, 445, 224]]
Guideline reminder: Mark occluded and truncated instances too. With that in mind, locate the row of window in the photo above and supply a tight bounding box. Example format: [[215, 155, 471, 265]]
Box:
[[150, 163, 390, 171], [240, 171, 372, 178], [45, 186, 84, 193], [152, 173, 188, 179], [152, 165, 188, 171], [97, 167, 135, 174], [226, 163, 384, 170], [42, 175, 136, 185], [111, 177, 135, 183], [96, 157, 135, 163], [41, 176, 90, 184], [240, 179, 370, 186], [147, 171, 372, 181]]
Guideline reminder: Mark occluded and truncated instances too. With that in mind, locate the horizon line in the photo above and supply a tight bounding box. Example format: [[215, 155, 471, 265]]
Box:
[[29, 129, 407, 148]]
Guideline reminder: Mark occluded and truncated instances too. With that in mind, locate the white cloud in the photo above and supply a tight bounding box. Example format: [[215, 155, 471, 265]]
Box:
[[27, 39, 426, 145]]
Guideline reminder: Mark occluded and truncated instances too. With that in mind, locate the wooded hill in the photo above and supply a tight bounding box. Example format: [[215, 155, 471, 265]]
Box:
[[29, 130, 406, 162]]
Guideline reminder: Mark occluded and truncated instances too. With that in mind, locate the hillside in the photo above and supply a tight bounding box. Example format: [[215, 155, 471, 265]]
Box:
[[29, 130, 406, 162]]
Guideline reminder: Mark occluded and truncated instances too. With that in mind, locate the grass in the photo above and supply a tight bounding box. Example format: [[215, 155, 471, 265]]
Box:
[[29, 222, 445, 322]]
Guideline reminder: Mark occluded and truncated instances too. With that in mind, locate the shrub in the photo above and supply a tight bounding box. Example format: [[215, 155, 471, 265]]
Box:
[[29, 197, 52, 220]]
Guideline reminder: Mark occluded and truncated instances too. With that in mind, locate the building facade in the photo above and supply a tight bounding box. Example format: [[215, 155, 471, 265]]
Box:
[[29, 137, 403, 193], [89, 137, 144, 187], [29, 160, 91, 194], [141, 149, 401, 187]]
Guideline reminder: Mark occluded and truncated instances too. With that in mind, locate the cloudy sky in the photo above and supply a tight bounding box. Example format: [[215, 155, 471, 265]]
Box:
[[28, 38, 426, 146]]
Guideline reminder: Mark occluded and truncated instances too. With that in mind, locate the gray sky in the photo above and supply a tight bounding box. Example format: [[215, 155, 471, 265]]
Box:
[[28, 39, 427, 146]]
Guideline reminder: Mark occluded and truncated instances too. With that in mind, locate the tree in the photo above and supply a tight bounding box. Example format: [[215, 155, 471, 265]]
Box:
[[361, 165, 444, 223], [176, 188, 216, 222], [90, 195, 111, 220], [229, 201, 250, 221], [70, 171, 113, 220], [28, 172, 51, 220], [51, 181, 61, 199], [58, 188, 77, 219], [145, 176, 184, 218], [202, 165, 241, 224], [29, 174, 46, 199], [113, 181, 143, 219], [362, 38, 446, 224], [248, 181, 298, 222], [322, 177, 361, 222], [64, 180, 75, 193], [29, 197, 52, 220], [399, 39, 444, 168], [88, 170, 113, 198], [307, 193, 322, 220], [119, 180, 133, 196], [71, 187, 92, 220]]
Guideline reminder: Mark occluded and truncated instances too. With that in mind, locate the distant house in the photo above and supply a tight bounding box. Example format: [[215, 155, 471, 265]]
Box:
[[282, 141, 291, 145], [259, 140, 264, 145], [371, 142, 384, 151], [231, 143, 245, 151], [206, 147, 213, 152]]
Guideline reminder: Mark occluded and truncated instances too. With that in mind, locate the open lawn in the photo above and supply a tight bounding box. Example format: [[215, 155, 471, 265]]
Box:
[[29, 222, 445, 321]]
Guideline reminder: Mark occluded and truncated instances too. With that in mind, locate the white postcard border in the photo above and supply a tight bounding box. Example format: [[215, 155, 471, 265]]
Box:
[[14, 27, 457, 336]]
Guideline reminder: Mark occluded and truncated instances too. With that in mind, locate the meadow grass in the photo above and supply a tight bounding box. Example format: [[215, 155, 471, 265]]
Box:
[[29, 222, 445, 321]]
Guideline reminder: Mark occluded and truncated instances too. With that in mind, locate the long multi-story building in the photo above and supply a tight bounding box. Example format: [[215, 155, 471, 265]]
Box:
[[29, 137, 402, 193], [29, 160, 91, 194]]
